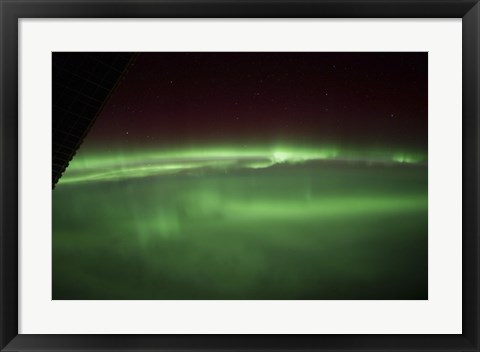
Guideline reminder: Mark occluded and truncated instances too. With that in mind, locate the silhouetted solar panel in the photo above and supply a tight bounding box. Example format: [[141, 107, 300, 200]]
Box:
[[52, 52, 136, 188]]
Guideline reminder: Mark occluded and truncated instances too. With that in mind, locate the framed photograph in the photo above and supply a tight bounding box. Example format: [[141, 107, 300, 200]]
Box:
[[1, 0, 478, 351]]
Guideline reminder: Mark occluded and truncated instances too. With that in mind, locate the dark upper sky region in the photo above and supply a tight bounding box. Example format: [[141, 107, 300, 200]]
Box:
[[86, 52, 427, 151]]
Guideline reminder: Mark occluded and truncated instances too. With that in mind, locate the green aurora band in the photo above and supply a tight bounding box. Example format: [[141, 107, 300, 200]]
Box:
[[59, 144, 427, 185]]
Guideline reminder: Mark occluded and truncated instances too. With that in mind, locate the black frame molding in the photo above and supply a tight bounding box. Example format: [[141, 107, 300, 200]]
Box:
[[1, 0, 479, 351]]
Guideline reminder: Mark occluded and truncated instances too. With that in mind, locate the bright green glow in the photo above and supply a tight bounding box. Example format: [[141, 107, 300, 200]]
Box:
[[224, 196, 426, 219], [59, 144, 427, 185], [392, 153, 423, 163]]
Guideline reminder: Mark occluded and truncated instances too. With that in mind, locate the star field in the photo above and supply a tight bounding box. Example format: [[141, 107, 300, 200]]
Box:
[[84, 52, 427, 153]]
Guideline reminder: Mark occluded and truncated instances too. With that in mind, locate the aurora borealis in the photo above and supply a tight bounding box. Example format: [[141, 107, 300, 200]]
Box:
[[58, 144, 426, 185], [53, 52, 428, 300]]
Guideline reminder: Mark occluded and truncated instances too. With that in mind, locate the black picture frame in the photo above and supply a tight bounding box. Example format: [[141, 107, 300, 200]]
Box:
[[1, 0, 478, 351]]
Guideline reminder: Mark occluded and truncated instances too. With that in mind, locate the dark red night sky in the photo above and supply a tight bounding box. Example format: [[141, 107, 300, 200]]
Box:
[[86, 52, 427, 151]]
